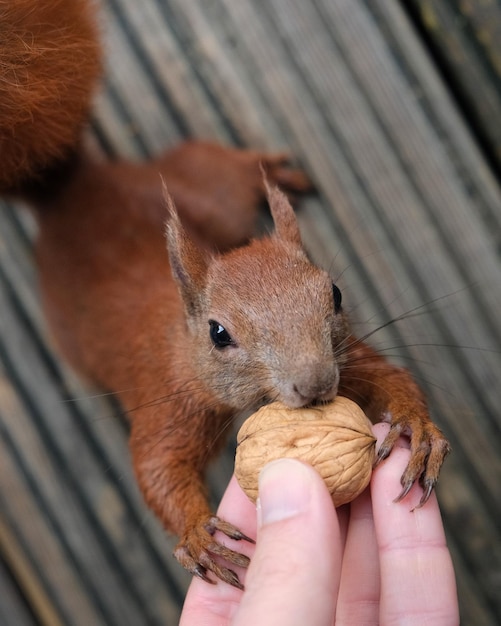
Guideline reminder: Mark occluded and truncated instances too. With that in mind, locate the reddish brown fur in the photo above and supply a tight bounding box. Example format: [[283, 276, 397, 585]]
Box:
[[0, 0, 101, 191], [2, 0, 450, 589]]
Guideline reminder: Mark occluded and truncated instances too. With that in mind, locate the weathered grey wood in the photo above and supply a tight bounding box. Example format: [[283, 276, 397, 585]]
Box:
[[0, 535, 40, 626], [407, 0, 501, 176], [1, 0, 501, 623], [0, 208, 189, 624]]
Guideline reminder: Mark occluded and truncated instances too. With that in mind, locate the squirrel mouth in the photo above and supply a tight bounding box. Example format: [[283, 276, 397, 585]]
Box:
[[258, 376, 339, 411]]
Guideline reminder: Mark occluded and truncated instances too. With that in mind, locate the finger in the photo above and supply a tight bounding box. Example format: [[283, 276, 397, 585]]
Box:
[[233, 459, 341, 626], [335, 487, 380, 625], [215, 474, 258, 552], [333, 423, 393, 624], [180, 476, 256, 626], [371, 426, 459, 625]]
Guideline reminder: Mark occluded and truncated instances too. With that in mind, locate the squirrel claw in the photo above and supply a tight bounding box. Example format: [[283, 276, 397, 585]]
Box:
[[193, 564, 215, 585], [206, 515, 255, 544], [378, 419, 450, 508], [415, 479, 437, 509], [393, 479, 414, 504], [174, 515, 252, 588], [221, 568, 245, 591], [375, 422, 403, 467], [193, 563, 243, 590], [399, 479, 436, 511]]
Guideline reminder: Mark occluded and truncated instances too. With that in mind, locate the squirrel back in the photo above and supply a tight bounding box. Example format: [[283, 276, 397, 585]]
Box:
[[0, 0, 101, 195]]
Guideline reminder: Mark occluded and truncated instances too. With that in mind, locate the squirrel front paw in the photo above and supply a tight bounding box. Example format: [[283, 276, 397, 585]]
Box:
[[174, 515, 254, 589], [376, 417, 451, 508]]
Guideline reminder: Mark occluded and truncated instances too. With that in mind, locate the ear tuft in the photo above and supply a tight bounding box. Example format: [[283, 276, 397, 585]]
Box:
[[163, 178, 209, 316], [261, 167, 302, 246]]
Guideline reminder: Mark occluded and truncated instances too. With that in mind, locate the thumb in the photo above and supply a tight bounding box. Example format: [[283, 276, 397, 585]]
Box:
[[234, 459, 341, 626]]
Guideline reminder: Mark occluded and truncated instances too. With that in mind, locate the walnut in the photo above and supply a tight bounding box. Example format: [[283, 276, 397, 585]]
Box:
[[235, 396, 376, 507]]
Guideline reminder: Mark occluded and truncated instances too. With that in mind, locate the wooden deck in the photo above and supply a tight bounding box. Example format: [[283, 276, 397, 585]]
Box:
[[1, 0, 500, 623]]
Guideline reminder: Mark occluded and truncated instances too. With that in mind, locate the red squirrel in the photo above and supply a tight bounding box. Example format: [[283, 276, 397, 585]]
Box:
[[2, 0, 450, 588]]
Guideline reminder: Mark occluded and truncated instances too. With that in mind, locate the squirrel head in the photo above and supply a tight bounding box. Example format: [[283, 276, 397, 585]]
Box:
[[165, 180, 349, 411]]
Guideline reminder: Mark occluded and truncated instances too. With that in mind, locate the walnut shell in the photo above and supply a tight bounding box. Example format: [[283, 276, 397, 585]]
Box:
[[235, 396, 376, 507]]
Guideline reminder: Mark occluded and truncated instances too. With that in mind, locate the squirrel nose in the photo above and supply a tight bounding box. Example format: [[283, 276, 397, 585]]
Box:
[[285, 366, 339, 408], [292, 381, 336, 406]]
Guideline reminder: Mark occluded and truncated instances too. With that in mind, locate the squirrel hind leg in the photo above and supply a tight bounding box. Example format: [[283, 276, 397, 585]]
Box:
[[157, 142, 312, 251]]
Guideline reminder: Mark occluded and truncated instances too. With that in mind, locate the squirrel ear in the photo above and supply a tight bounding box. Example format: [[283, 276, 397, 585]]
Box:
[[262, 169, 303, 246], [163, 181, 209, 315]]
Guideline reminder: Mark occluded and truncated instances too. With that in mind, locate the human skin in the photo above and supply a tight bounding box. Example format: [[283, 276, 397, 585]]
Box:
[[180, 422, 459, 626]]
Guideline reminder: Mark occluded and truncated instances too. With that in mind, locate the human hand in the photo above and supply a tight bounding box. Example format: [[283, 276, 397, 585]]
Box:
[[180, 423, 459, 625]]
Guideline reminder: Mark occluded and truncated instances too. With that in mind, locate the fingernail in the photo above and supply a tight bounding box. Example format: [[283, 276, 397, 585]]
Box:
[[257, 458, 313, 526]]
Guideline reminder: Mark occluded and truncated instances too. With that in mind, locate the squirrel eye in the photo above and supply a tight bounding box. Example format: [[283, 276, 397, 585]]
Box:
[[209, 320, 235, 349], [332, 283, 342, 313]]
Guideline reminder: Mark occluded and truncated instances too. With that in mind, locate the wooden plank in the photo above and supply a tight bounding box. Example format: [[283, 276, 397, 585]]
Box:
[[0, 516, 66, 626], [0, 208, 188, 623], [406, 0, 501, 174], [0, 368, 104, 626], [0, 552, 38, 626]]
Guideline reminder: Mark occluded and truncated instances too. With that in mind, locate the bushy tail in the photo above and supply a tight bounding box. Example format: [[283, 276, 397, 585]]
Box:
[[0, 0, 101, 195]]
